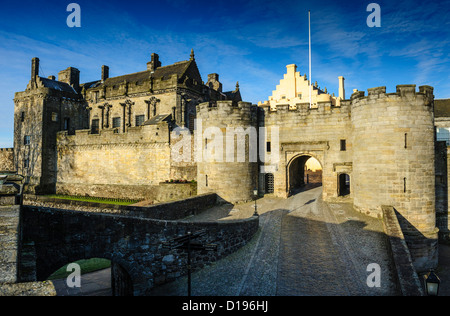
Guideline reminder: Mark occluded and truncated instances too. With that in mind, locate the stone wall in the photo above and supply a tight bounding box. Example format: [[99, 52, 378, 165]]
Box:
[[0, 206, 20, 284], [435, 142, 449, 241], [352, 86, 437, 272], [14, 85, 87, 194], [381, 205, 424, 296], [260, 100, 352, 201], [24, 192, 215, 220], [20, 205, 259, 295], [196, 101, 259, 203], [0, 149, 14, 172]]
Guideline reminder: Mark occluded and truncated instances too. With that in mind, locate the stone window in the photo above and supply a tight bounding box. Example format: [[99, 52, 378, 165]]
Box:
[[23, 158, 29, 169], [266, 142, 271, 153], [24, 135, 31, 145], [52, 112, 58, 122], [91, 119, 100, 134], [20, 111, 25, 122], [135, 115, 145, 127], [340, 139, 346, 151], [64, 118, 70, 131], [113, 117, 121, 129], [265, 173, 274, 194]]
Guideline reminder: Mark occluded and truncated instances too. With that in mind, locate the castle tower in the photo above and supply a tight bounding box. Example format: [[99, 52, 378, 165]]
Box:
[[351, 85, 438, 272], [196, 101, 258, 203]]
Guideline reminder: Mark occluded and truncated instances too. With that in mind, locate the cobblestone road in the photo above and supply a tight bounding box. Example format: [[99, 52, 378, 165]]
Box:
[[149, 187, 399, 296]]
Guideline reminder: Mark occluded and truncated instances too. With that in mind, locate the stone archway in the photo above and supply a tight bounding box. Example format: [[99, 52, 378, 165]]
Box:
[[286, 154, 323, 196]]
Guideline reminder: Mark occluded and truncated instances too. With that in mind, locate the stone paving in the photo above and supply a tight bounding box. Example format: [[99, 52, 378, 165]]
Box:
[[149, 186, 399, 296]]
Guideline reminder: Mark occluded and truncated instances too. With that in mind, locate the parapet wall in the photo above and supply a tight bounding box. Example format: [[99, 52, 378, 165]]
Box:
[[20, 205, 259, 295], [56, 124, 173, 199]]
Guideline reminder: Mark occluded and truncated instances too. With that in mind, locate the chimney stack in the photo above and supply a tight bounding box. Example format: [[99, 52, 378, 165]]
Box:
[[101, 65, 109, 82], [338, 76, 345, 100], [31, 57, 39, 80], [147, 53, 161, 72]]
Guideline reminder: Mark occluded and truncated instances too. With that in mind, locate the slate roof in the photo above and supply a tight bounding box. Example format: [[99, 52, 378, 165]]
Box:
[[435, 99, 450, 118], [39, 77, 78, 94], [99, 60, 193, 88]]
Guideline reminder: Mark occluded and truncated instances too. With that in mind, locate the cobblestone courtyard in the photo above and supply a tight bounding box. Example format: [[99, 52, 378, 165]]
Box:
[[149, 186, 399, 296]]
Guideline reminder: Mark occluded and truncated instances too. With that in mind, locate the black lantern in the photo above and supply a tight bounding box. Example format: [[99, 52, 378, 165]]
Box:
[[424, 269, 440, 296]]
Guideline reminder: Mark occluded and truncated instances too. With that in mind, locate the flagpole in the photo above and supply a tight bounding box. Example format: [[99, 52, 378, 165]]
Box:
[[309, 10, 312, 109]]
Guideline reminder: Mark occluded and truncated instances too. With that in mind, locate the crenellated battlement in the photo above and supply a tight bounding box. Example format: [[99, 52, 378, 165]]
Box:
[[258, 100, 351, 118], [0, 148, 14, 152], [350, 84, 434, 106], [196, 100, 256, 123]]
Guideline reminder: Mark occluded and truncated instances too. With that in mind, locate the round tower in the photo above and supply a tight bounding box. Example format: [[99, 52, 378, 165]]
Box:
[[196, 101, 258, 203], [351, 85, 438, 271]]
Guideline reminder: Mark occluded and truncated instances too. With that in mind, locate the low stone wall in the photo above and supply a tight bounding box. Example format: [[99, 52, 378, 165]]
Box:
[[381, 205, 424, 296], [20, 206, 259, 295], [55, 182, 197, 203], [0, 281, 56, 296], [0, 206, 20, 284], [24, 192, 217, 220]]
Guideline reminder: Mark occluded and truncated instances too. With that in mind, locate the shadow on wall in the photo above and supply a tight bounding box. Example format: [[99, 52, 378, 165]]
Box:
[[393, 208, 439, 273]]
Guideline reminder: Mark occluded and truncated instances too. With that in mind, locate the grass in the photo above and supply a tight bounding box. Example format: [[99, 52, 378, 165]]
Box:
[[48, 258, 111, 280], [45, 194, 140, 206]]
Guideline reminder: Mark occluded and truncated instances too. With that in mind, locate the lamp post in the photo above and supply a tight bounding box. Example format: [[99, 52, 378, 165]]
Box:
[[253, 188, 258, 216], [424, 269, 440, 296]]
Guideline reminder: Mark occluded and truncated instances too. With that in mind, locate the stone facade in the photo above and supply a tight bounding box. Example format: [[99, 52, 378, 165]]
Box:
[[13, 52, 240, 199], [0, 149, 14, 172]]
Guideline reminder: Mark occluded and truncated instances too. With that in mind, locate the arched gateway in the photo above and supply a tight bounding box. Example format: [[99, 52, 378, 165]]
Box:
[[286, 154, 323, 195]]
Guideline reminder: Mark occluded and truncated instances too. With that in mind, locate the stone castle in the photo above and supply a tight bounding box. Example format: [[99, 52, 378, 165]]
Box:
[[2, 51, 450, 273]]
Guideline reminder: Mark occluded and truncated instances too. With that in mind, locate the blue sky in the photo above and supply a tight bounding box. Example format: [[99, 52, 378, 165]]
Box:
[[0, 0, 449, 147]]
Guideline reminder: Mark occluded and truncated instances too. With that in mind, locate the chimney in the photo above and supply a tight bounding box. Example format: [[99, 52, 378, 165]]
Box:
[[147, 53, 161, 72], [338, 76, 345, 100], [58, 67, 80, 90], [101, 65, 109, 82], [31, 57, 39, 80], [48, 75, 55, 80]]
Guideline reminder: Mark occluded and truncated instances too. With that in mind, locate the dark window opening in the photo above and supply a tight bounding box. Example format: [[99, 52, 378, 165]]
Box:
[[340, 139, 346, 151], [205, 175, 208, 187], [23, 159, 29, 169], [266, 142, 271, 153], [113, 117, 121, 129], [265, 173, 274, 194], [64, 118, 70, 131], [135, 115, 145, 127], [91, 119, 100, 134], [20, 112, 25, 122], [24, 135, 31, 145], [338, 173, 350, 196]]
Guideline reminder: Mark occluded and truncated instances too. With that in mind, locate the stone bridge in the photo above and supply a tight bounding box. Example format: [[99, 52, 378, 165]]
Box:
[[0, 193, 259, 296]]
